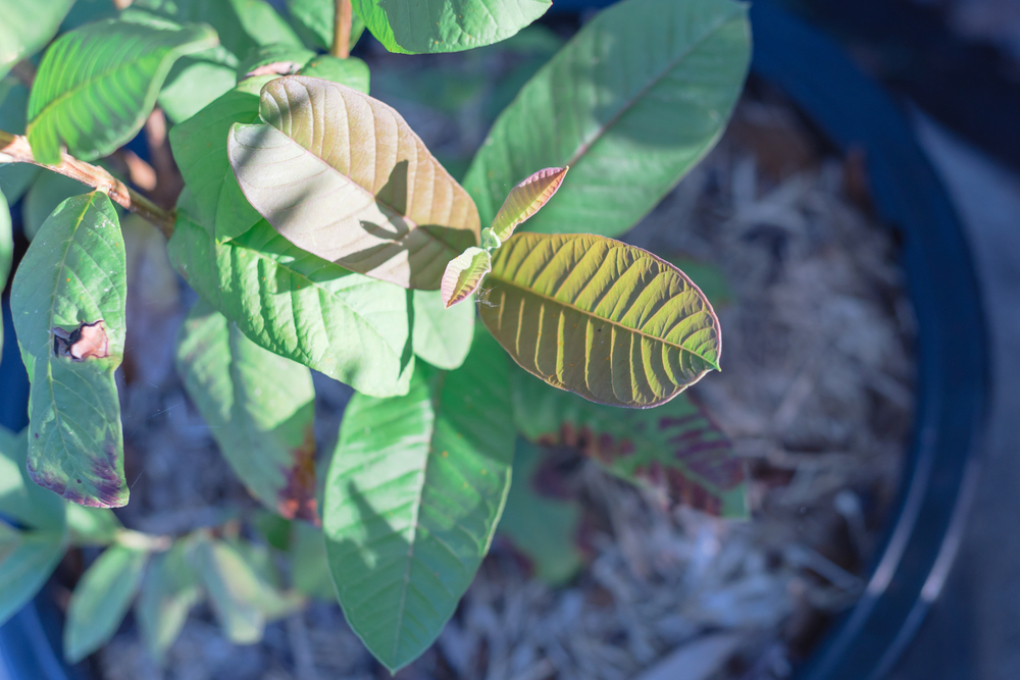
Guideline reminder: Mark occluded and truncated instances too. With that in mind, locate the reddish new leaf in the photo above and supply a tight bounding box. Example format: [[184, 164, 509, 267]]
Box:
[[489, 166, 568, 242]]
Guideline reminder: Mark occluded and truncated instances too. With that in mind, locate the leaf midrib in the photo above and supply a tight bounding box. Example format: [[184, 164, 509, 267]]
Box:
[[28, 28, 204, 136], [42, 194, 96, 484], [485, 269, 719, 368], [563, 6, 743, 169], [247, 121, 468, 262], [389, 372, 446, 664]]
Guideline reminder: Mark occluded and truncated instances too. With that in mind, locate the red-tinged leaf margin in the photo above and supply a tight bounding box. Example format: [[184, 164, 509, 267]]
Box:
[[490, 166, 568, 242], [441, 246, 490, 308]]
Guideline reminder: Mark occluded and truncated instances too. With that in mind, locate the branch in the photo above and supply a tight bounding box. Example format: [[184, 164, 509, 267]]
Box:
[[0, 130, 175, 238], [331, 0, 353, 59]]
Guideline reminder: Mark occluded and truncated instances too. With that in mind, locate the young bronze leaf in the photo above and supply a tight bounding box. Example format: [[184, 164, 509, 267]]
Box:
[[481, 232, 721, 408], [26, 17, 218, 165], [11, 192, 129, 508], [441, 247, 491, 308], [227, 76, 480, 290], [463, 0, 750, 238], [176, 303, 319, 523], [324, 329, 514, 671], [512, 367, 746, 517], [490, 167, 568, 242]]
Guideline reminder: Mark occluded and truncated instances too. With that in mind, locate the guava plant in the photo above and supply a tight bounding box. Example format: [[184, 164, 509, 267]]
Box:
[[0, 0, 751, 670]]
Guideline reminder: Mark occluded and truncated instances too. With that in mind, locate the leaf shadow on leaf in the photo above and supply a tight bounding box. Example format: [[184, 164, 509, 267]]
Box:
[[259, 234, 416, 377], [326, 465, 497, 671]]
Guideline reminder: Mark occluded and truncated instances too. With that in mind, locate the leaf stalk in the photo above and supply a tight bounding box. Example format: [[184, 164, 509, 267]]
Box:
[[331, 0, 353, 59], [0, 130, 175, 238]]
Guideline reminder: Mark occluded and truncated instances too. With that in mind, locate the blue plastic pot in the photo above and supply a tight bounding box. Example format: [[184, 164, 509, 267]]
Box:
[[0, 2, 987, 679]]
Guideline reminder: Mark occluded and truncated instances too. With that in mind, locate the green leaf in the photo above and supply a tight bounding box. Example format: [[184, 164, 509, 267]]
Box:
[[136, 539, 203, 665], [176, 302, 319, 522], [128, 0, 251, 59], [227, 76, 481, 290], [11, 192, 129, 507], [189, 534, 302, 643], [0, 428, 66, 533], [463, 0, 750, 238], [0, 187, 10, 296], [480, 232, 722, 408], [297, 55, 370, 94], [0, 526, 66, 626], [254, 510, 292, 552], [158, 46, 239, 125], [225, 537, 305, 619], [412, 289, 474, 370], [26, 17, 219, 165], [0, 0, 74, 79], [60, 0, 119, 32], [667, 255, 734, 309], [189, 535, 264, 644], [324, 328, 514, 671], [23, 170, 90, 241], [64, 544, 148, 663], [286, 0, 365, 51], [497, 439, 583, 584], [167, 84, 264, 237], [290, 521, 335, 601], [440, 246, 490, 308], [65, 504, 122, 546], [168, 209, 415, 397], [0, 164, 40, 206], [353, 0, 551, 55], [512, 366, 746, 517], [489, 166, 568, 242], [237, 44, 316, 79], [228, 0, 304, 48]]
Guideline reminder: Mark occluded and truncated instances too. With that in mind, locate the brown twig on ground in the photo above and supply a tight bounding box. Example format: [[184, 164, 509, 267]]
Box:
[[0, 130, 175, 238], [331, 0, 353, 59]]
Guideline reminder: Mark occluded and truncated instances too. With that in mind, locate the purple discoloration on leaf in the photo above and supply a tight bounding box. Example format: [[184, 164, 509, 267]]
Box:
[[27, 435, 127, 508], [513, 367, 746, 517], [277, 426, 320, 525]]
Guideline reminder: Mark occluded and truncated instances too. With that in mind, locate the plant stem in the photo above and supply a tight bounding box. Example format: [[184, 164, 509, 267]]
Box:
[[0, 130, 175, 238], [331, 0, 353, 59]]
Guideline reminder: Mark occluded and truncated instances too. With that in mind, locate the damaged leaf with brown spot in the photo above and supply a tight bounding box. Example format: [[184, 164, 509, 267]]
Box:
[[10, 192, 129, 508], [511, 365, 747, 518], [175, 302, 319, 523]]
